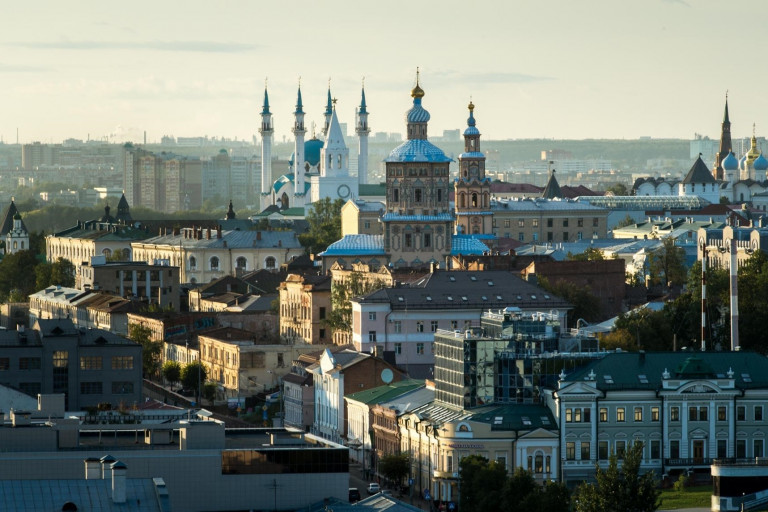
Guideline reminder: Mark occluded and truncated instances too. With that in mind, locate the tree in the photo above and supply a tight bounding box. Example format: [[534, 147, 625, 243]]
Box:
[[377, 453, 410, 487], [601, 308, 675, 352], [0, 250, 40, 302], [567, 247, 605, 262], [573, 441, 659, 512], [181, 360, 208, 394], [298, 197, 344, 254], [502, 468, 570, 512], [460, 455, 507, 512], [128, 323, 162, 378], [538, 277, 602, 329], [325, 272, 385, 338], [605, 183, 629, 196], [162, 360, 182, 390], [648, 238, 686, 289]]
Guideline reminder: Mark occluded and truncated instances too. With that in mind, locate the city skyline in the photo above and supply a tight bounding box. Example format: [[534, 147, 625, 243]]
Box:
[[2, 0, 767, 145]]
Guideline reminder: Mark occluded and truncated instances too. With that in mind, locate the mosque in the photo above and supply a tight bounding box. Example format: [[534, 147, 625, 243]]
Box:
[[258, 83, 369, 212]]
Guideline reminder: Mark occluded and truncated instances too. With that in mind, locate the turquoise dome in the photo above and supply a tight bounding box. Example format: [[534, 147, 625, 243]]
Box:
[[722, 151, 739, 171], [754, 153, 768, 171], [305, 137, 324, 167]]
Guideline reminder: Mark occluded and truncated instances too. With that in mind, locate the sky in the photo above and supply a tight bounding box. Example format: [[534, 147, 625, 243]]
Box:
[[2, 0, 768, 145]]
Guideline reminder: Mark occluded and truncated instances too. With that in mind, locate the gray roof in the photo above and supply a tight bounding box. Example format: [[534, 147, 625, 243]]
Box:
[[490, 197, 606, 212], [681, 156, 716, 184], [355, 270, 571, 311], [137, 229, 301, 250]]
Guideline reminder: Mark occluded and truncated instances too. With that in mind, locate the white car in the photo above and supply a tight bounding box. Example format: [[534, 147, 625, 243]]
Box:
[[367, 483, 381, 495]]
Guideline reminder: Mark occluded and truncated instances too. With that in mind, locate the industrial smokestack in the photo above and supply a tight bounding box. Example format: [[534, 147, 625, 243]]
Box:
[[730, 237, 739, 351], [701, 243, 707, 352]]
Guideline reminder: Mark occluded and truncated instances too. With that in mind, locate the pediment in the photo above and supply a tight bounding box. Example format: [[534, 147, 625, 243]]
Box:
[[518, 427, 559, 440], [557, 381, 601, 397]]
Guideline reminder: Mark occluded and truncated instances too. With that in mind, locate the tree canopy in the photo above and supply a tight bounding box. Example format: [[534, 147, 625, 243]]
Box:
[[181, 360, 208, 393], [325, 271, 385, 337], [377, 453, 410, 486], [298, 197, 344, 254], [128, 324, 162, 378], [162, 360, 182, 390], [648, 238, 687, 289]]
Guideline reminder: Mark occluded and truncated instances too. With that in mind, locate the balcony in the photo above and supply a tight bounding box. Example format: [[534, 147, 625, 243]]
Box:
[[433, 470, 458, 479], [666, 458, 713, 467]]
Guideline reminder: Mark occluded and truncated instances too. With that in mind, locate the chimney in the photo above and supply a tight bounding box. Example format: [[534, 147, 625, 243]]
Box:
[[206, 228, 211, 240], [111, 460, 127, 504], [84, 458, 101, 480], [100, 454, 116, 480]]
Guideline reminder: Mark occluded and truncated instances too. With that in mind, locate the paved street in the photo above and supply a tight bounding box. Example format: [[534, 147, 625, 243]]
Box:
[[349, 463, 431, 511]]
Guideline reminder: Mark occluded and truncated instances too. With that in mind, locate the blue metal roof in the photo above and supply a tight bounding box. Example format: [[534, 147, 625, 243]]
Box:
[[755, 153, 768, 171], [319, 234, 385, 256], [463, 126, 480, 136], [458, 151, 484, 159], [384, 139, 453, 163], [381, 212, 454, 222], [723, 151, 739, 171], [272, 173, 311, 194], [406, 97, 430, 123], [451, 234, 492, 255], [305, 138, 324, 166]]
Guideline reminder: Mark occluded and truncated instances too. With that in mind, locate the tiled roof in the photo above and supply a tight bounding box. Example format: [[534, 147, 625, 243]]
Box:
[[319, 234, 385, 256], [451, 235, 492, 255], [137, 229, 301, 250], [491, 198, 606, 212], [381, 212, 454, 222], [384, 139, 453, 163]]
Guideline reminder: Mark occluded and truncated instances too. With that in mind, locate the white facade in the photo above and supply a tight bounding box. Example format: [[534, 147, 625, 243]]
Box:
[[310, 349, 346, 443]]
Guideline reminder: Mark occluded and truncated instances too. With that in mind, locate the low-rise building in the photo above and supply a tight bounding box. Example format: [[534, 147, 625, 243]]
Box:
[[279, 274, 332, 344]]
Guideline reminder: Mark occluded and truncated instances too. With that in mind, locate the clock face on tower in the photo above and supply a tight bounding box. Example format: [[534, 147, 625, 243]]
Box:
[[337, 184, 351, 198]]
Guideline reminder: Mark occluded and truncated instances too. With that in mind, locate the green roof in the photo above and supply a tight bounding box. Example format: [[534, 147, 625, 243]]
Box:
[[359, 183, 386, 197], [345, 379, 424, 405], [471, 403, 557, 431], [565, 351, 768, 390]]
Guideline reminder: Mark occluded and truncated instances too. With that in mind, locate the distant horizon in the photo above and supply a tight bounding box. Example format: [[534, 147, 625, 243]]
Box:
[[2, 1, 766, 144]]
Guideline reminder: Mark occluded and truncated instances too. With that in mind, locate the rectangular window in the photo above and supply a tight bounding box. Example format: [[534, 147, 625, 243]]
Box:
[[598, 441, 609, 460], [563, 219, 569, 227], [593, 218, 599, 227], [634, 407, 643, 422], [670, 440, 680, 459], [737, 406, 746, 421], [424, 233, 431, 248], [80, 356, 103, 371], [547, 232, 553, 242], [616, 441, 626, 459], [578, 218, 584, 227], [504, 220, 511, 228], [565, 408, 572, 423], [416, 321, 424, 333], [737, 440, 746, 458], [670, 406, 680, 421], [111, 356, 134, 370], [0, 358, 8, 371], [80, 382, 103, 395], [699, 406, 708, 421], [599, 407, 608, 422], [584, 408, 591, 422], [566, 442, 575, 461], [430, 321, 438, 332], [518, 219, 524, 227], [717, 440, 728, 458], [519, 232, 524, 241], [547, 218, 553, 228], [451, 321, 458, 329], [416, 343, 424, 355], [616, 407, 625, 422], [394, 321, 402, 334], [651, 407, 659, 422], [651, 440, 661, 459], [368, 331, 377, 342], [562, 232, 568, 242], [112, 382, 134, 394], [532, 219, 539, 228], [718, 406, 727, 421], [574, 408, 582, 422], [689, 407, 698, 421], [369, 312, 377, 321], [19, 357, 41, 370], [394, 343, 402, 355], [364, 220, 371, 229], [756, 440, 764, 458], [577, 231, 583, 240], [405, 233, 412, 248], [581, 442, 591, 461], [756, 406, 764, 421], [319, 307, 326, 320], [319, 328, 326, 339]]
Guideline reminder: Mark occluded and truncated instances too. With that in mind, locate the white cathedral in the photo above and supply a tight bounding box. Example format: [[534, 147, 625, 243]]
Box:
[[258, 84, 370, 212]]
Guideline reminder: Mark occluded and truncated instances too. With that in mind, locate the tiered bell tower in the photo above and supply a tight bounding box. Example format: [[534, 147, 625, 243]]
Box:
[[454, 101, 492, 235]]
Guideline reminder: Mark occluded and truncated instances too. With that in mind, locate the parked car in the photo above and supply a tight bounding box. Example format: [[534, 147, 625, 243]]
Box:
[[367, 483, 380, 495], [349, 488, 361, 502]]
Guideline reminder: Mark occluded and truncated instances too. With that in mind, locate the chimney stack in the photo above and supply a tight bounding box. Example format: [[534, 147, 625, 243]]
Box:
[[111, 460, 127, 504], [100, 454, 116, 480], [84, 458, 101, 480]]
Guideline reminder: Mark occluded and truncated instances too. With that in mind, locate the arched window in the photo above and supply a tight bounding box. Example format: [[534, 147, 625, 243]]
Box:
[[236, 257, 247, 270], [471, 193, 478, 207], [337, 154, 342, 169], [189, 256, 197, 269], [20, 241, 23, 250], [12, 242, 17, 250], [210, 256, 220, 271], [265, 256, 276, 269], [102, 248, 111, 258], [534, 453, 543, 473], [393, 189, 399, 203], [459, 194, 466, 208]]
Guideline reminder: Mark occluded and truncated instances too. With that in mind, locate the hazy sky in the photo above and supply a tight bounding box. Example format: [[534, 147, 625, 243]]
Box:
[[2, 0, 767, 145]]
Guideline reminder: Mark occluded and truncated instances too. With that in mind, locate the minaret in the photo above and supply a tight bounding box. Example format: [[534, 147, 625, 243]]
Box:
[[259, 85, 274, 208], [713, 93, 732, 180], [323, 83, 333, 138], [356, 81, 370, 186], [293, 83, 307, 207]]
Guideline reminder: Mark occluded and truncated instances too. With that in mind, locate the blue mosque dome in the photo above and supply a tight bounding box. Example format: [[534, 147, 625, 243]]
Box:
[[754, 153, 768, 171], [722, 151, 739, 171], [406, 97, 431, 123], [304, 137, 324, 167]]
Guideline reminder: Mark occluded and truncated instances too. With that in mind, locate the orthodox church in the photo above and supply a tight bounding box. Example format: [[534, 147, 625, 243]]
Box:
[[259, 83, 370, 212]]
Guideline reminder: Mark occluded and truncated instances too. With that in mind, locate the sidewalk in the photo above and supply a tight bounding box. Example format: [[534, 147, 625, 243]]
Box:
[[349, 463, 432, 511]]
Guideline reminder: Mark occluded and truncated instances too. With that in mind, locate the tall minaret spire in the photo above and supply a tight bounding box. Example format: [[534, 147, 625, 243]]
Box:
[[714, 92, 732, 180], [356, 77, 370, 186], [259, 80, 274, 209], [323, 79, 333, 137], [293, 79, 307, 207]]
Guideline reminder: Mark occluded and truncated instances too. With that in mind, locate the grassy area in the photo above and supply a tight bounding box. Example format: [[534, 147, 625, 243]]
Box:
[[658, 485, 711, 509]]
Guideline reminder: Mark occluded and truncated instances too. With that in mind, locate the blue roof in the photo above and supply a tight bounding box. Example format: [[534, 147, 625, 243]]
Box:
[[384, 139, 453, 163], [463, 126, 480, 136], [305, 137, 324, 166], [273, 173, 311, 195], [406, 97, 430, 123], [755, 153, 768, 171], [451, 234, 492, 255], [381, 212, 454, 222], [458, 151, 484, 159], [723, 151, 739, 171], [319, 234, 385, 256]]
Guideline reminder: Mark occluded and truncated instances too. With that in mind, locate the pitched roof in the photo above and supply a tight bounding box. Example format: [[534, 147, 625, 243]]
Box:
[[0, 200, 26, 236], [541, 171, 562, 199], [681, 156, 716, 184]]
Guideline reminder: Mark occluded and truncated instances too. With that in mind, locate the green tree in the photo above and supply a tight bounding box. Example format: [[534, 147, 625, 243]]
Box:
[[377, 453, 410, 487], [203, 381, 217, 402], [0, 250, 39, 302], [460, 455, 507, 512], [573, 441, 659, 512], [325, 272, 385, 338], [502, 468, 570, 512], [298, 197, 344, 254], [181, 360, 208, 394], [538, 277, 602, 329], [648, 238, 687, 289], [162, 360, 182, 390], [601, 308, 675, 352], [128, 323, 162, 378], [615, 214, 636, 229], [605, 183, 629, 196], [567, 247, 605, 261], [735, 251, 768, 353]]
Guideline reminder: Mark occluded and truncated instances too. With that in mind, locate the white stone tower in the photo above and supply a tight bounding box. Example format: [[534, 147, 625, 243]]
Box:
[[292, 84, 307, 208], [259, 85, 274, 210], [356, 83, 370, 186]]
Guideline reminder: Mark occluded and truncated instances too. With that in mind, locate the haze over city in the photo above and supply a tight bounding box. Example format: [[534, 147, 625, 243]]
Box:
[[2, 0, 767, 144]]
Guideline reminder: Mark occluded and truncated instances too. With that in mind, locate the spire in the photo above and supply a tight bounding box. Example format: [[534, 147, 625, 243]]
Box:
[[261, 84, 270, 115], [713, 92, 733, 180], [295, 80, 304, 115], [541, 169, 562, 199], [226, 200, 236, 220], [723, 91, 730, 124], [323, 80, 333, 137], [359, 79, 368, 115]]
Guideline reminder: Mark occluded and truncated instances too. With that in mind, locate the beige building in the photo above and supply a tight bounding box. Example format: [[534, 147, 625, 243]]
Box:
[[198, 326, 327, 399], [490, 198, 609, 243], [278, 274, 332, 345], [341, 199, 384, 236], [131, 228, 304, 284]]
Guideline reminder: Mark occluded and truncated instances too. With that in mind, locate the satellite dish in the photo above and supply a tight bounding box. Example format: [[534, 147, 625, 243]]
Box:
[[381, 368, 394, 384]]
